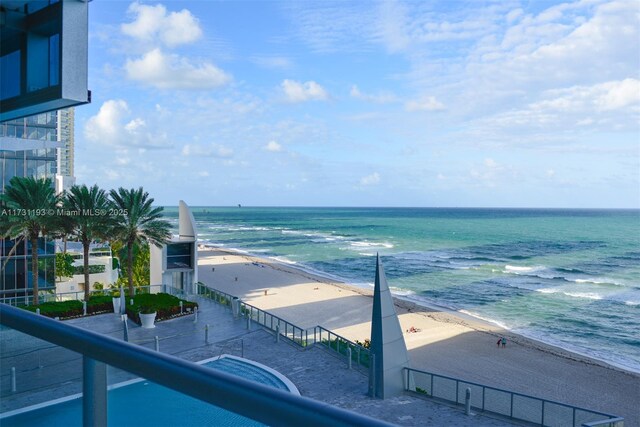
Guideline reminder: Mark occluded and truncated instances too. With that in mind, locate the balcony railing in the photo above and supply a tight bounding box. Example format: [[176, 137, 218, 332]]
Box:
[[403, 367, 623, 427], [0, 304, 393, 427], [198, 283, 371, 371]]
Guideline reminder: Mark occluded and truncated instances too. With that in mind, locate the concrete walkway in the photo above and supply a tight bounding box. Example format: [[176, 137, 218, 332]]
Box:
[[1, 297, 516, 426]]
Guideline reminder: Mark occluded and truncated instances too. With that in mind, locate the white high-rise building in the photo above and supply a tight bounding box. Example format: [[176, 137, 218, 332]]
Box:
[[55, 107, 76, 193]]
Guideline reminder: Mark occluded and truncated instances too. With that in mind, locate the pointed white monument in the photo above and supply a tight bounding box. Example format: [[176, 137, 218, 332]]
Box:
[[368, 254, 410, 399]]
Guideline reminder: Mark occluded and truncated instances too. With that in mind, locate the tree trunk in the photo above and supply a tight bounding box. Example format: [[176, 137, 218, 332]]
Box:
[[31, 236, 39, 306], [83, 239, 91, 302], [127, 242, 134, 297]]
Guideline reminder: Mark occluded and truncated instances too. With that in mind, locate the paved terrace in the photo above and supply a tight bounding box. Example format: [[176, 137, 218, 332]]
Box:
[[1, 297, 516, 426]]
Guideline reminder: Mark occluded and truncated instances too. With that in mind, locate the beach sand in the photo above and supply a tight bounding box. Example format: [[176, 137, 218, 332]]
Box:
[[198, 248, 640, 425]]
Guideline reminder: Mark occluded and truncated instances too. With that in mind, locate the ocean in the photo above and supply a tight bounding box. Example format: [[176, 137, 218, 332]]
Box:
[[162, 207, 640, 373]]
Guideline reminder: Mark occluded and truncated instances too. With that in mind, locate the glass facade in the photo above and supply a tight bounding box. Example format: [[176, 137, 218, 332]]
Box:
[[0, 237, 56, 298], [1, 111, 59, 298]]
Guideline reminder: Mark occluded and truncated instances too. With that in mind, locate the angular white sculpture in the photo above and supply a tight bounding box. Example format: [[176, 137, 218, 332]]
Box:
[[368, 254, 410, 399]]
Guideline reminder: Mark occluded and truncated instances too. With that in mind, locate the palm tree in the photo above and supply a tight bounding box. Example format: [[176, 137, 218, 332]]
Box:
[[64, 184, 113, 301], [0, 177, 60, 305], [109, 187, 171, 297]]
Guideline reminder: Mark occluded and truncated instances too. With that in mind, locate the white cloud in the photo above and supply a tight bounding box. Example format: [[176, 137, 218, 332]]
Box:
[[281, 79, 328, 102], [350, 85, 397, 104], [264, 141, 282, 152], [125, 49, 231, 90], [252, 56, 293, 70], [360, 172, 381, 186], [473, 0, 640, 92], [84, 100, 130, 144], [181, 143, 234, 158], [198, 171, 210, 177], [121, 2, 202, 47], [405, 96, 445, 112], [530, 79, 640, 112], [374, 0, 411, 52], [470, 158, 516, 187], [84, 100, 172, 149]]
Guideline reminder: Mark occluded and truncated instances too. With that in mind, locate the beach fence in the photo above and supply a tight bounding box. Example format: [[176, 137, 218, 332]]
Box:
[[314, 326, 370, 369], [197, 283, 371, 371], [404, 368, 623, 427]]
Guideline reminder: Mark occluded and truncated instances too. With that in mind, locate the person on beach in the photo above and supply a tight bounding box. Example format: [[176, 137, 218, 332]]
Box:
[[497, 338, 502, 347], [501, 337, 507, 348]]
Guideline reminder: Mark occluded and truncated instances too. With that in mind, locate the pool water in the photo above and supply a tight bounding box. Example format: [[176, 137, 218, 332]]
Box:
[[1, 357, 294, 426]]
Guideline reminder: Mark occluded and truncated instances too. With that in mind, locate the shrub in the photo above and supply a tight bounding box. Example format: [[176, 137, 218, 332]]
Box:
[[17, 295, 118, 319], [125, 293, 198, 325]]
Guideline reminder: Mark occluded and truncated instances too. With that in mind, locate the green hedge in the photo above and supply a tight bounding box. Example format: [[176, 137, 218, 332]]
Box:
[[73, 264, 106, 275], [125, 293, 198, 325], [18, 295, 116, 319]]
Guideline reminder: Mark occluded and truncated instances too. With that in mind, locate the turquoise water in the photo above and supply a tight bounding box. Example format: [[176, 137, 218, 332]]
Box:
[[165, 207, 640, 372], [2, 357, 288, 426]]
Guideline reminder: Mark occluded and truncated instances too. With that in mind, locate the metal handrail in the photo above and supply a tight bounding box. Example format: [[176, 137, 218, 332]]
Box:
[[240, 300, 312, 345], [0, 304, 392, 427], [403, 367, 622, 426], [315, 325, 371, 368], [197, 283, 370, 367], [582, 418, 625, 427]]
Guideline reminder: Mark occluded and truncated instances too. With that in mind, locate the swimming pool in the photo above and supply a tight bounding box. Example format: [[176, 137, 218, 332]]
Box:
[[1, 355, 298, 426]]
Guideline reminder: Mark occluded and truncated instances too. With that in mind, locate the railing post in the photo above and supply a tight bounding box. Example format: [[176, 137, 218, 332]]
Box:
[[431, 374, 434, 397], [510, 392, 514, 417], [10, 367, 16, 392], [83, 356, 107, 427], [155, 336, 160, 352], [541, 400, 545, 425], [275, 324, 280, 343], [369, 353, 376, 398], [205, 324, 210, 344], [122, 315, 129, 342], [83, 301, 87, 316], [36, 308, 40, 316], [119, 286, 125, 315], [193, 307, 198, 323], [465, 388, 472, 415], [347, 348, 352, 369], [247, 315, 251, 330], [179, 301, 183, 314]]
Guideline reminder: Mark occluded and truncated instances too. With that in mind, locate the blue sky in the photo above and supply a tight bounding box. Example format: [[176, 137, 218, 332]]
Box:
[[76, 0, 640, 208]]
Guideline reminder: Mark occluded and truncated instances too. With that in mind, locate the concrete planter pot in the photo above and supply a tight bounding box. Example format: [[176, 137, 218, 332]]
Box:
[[139, 312, 157, 329], [112, 297, 121, 314]]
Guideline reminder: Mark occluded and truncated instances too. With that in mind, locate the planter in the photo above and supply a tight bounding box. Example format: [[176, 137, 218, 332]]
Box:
[[140, 312, 157, 329], [112, 297, 121, 314]]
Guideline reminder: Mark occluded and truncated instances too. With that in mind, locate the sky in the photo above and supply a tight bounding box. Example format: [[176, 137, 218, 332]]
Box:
[[75, 0, 640, 208]]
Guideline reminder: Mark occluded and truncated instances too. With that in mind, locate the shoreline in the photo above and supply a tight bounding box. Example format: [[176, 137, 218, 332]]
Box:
[[198, 245, 639, 378]]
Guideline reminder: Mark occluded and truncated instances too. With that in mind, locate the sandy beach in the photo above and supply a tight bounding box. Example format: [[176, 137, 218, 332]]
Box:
[[198, 248, 639, 425]]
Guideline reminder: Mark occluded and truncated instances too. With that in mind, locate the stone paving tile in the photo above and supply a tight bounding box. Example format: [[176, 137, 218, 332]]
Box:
[[1, 297, 517, 426]]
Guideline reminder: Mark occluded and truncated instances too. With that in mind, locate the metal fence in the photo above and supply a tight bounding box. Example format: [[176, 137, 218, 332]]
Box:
[[404, 368, 623, 427], [197, 283, 371, 371], [196, 282, 234, 307], [314, 326, 370, 369], [240, 301, 313, 347]]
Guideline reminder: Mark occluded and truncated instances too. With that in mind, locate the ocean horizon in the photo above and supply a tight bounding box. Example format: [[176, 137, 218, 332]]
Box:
[[163, 206, 640, 373]]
